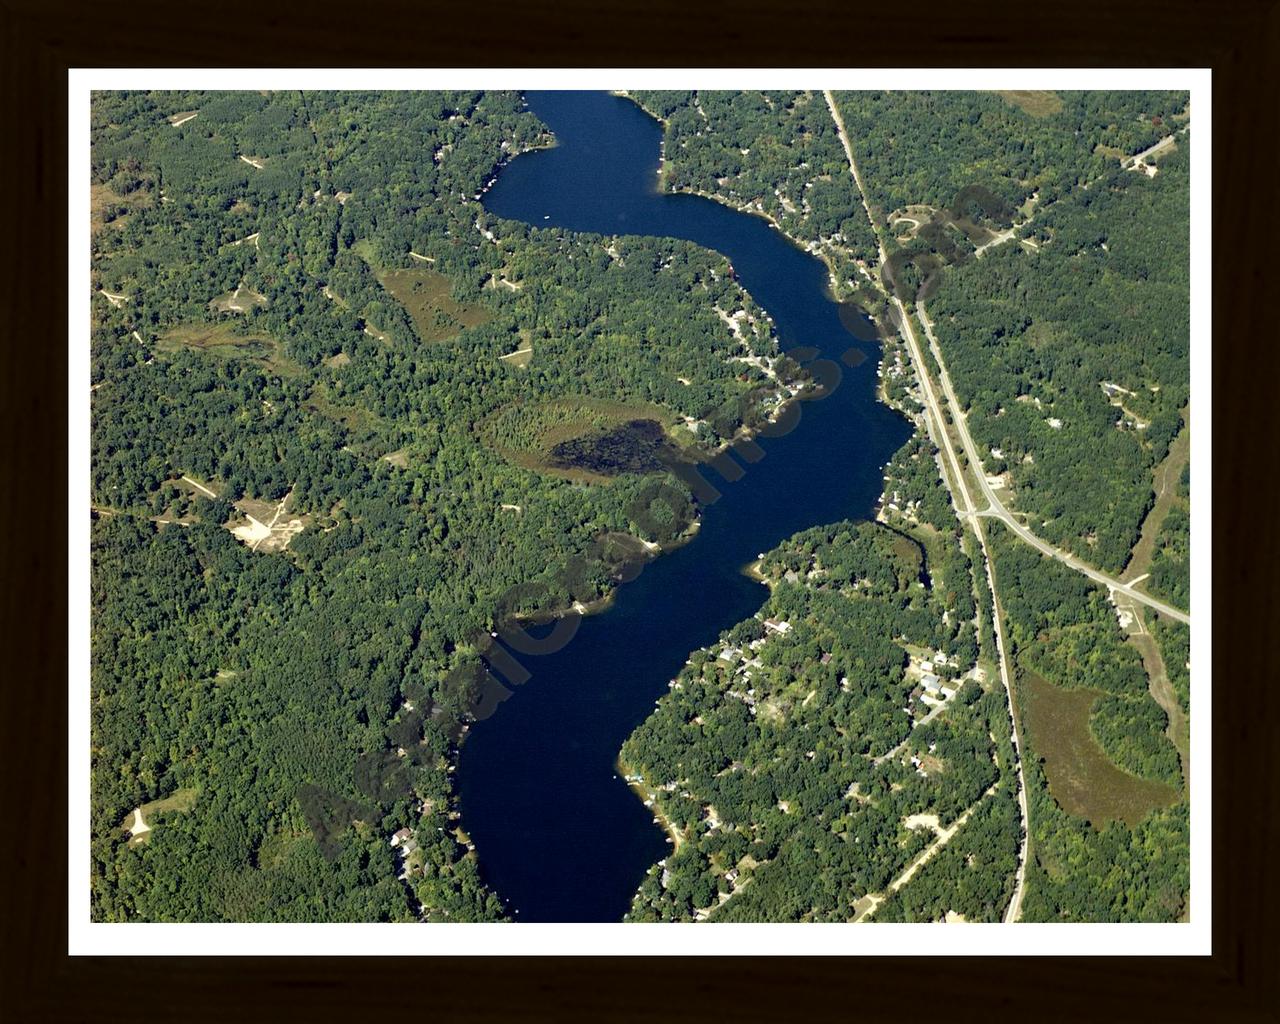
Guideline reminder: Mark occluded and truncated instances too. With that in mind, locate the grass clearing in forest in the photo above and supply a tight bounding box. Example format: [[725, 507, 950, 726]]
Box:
[[377, 266, 491, 343], [479, 395, 678, 483], [305, 388, 381, 435], [157, 322, 301, 377], [209, 285, 269, 314], [1017, 669, 1179, 827], [1123, 407, 1190, 589], [499, 345, 534, 368], [994, 91, 1064, 118], [90, 183, 151, 235], [120, 787, 198, 846]]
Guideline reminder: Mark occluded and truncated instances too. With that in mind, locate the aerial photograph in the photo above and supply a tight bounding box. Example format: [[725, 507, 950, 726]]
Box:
[[87, 86, 1194, 929]]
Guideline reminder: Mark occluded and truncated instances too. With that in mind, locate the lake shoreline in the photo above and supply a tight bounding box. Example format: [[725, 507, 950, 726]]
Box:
[[461, 90, 912, 921], [616, 753, 685, 852]]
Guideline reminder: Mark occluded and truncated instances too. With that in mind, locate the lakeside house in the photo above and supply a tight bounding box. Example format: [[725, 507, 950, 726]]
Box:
[[763, 618, 792, 636]]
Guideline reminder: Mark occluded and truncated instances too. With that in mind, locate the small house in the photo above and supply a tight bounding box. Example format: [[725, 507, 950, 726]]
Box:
[[390, 827, 412, 848]]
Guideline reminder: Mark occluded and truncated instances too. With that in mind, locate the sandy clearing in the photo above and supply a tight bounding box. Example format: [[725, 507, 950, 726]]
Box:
[[127, 808, 151, 837], [99, 290, 129, 308], [169, 111, 199, 127], [232, 515, 272, 546], [228, 492, 306, 552], [239, 155, 266, 170], [408, 251, 436, 263], [903, 812, 941, 833]]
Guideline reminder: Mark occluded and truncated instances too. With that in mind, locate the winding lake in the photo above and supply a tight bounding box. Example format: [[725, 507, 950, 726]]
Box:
[[458, 91, 910, 922]]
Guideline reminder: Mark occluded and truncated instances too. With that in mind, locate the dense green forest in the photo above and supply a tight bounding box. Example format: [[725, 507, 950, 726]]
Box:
[[832, 90, 1188, 225], [622, 519, 1020, 922], [924, 144, 1191, 575], [90, 90, 794, 921], [90, 88, 1192, 926], [628, 90, 879, 294], [1148, 462, 1192, 607], [1153, 618, 1192, 715]]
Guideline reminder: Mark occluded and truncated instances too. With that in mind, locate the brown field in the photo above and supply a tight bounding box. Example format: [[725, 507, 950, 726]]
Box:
[[1018, 669, 1180, 827], [157, 322, 300, 377], [90, 182, 150, 235], [995, 91, 1064, 118], [377, 267, 491, 343]]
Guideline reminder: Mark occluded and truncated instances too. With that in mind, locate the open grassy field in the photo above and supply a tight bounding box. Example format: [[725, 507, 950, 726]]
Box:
[[479, 396, 679, 483], [1017, 669, 1180, 827], [994, 91, 1064, 118], [377, 267, 491, 343], [209, 285, 268, 314], [157, 322, 301, 377]]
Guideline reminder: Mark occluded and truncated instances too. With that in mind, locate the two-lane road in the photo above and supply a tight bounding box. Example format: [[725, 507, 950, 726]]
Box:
[[916, 303, 1191, 626]]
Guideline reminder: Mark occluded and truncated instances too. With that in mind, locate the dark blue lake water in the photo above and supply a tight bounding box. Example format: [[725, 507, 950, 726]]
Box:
[[458, 90, 909, 922]]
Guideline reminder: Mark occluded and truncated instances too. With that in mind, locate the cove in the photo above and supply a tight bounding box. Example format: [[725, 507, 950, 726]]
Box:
[[457, 91, 910, 922]]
